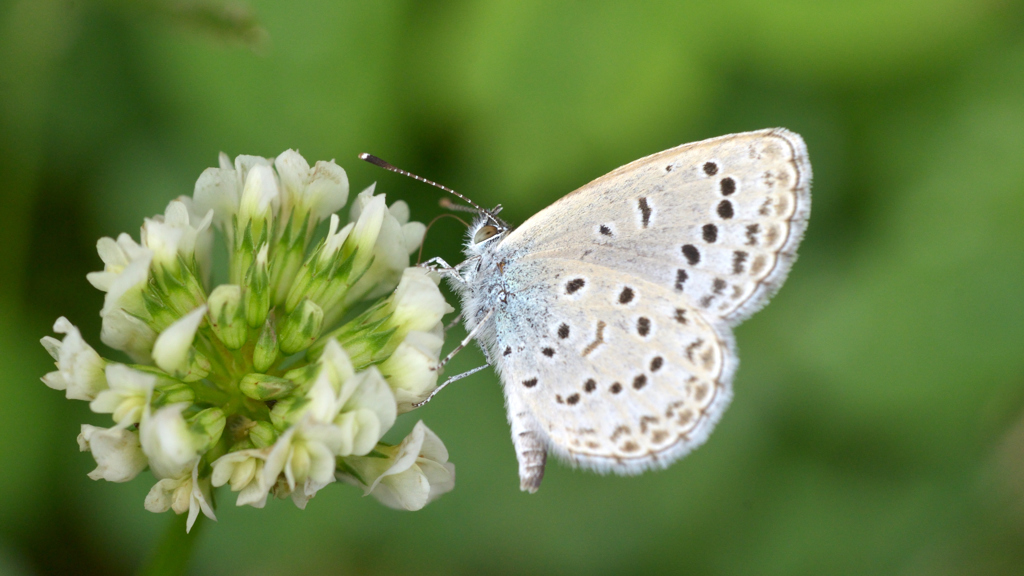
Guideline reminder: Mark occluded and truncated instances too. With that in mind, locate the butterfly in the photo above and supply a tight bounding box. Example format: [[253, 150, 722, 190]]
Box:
[[364, 128, 811, 492]]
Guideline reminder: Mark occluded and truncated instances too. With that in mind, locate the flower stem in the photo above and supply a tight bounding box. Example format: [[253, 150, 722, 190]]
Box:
[[137, 513, 204, 576]]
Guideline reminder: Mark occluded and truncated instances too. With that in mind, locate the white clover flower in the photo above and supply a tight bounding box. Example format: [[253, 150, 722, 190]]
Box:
[[344, 189, 387, 276], [378, 330, 444, 413], [341, 186, 427, 313], [78, 424, 148, 482], [99, 309, 158, 364], [211, 448, 271, 508], [41, 317, 108, 401], [275, 149, 349, 226], [388, 267, 454, 336], [97, 248, 158, 363], [139, 403, 201, 479], [193, 153, 276, 257], [332, 367, 397, 456], [282, 342, 396, 457], [152, 305, 207, 377], [144, 461, 216, 533], [98, 247, 152, 321], [237, 164, 279, 233], [90, 364, 157, 427], [141, 199, 214, 274], [339, 421, 455, 511], [174, 196, 215, 286], [386, 198, 428, 255], [319, 214, 355, 266], [86, 233, 151, 292], [263, 420, 341, 509]]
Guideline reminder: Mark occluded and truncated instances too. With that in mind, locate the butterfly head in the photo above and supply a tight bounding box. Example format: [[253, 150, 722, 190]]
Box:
[[467, 207, 509, 253]]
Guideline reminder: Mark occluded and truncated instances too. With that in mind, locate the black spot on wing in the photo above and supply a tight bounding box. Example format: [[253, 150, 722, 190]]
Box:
[[675, 269, 688, 291], [618, 287, 634, 304], [637, 317, 651, 337], [702, 224, 718, 243], [638, 197, 652, 228], [732, 251, 748, 274], [682, 244, 700, 265]]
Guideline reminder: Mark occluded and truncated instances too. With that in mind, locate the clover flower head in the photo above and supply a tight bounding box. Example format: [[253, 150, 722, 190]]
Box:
[[42, 149, 455, 531]]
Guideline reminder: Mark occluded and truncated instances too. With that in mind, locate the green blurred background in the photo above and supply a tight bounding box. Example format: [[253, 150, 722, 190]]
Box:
[[2, 0, 1023, 574]]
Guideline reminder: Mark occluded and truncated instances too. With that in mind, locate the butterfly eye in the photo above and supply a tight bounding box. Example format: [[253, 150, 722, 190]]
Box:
[[474, 225, 499, 243]]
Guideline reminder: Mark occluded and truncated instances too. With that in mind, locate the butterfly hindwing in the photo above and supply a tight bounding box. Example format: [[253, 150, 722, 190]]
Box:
[[492, 258, 736, 473]]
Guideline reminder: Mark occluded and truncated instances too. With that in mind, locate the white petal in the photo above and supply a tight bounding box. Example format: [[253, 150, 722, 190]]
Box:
[[319, 339, 355, 388], [421, 459, 456, 503], [377, 468, 430, 510], [389, 267, 454, 334], [388, 200, 410, 225], [78, 425, 148, 482], [379, 330, 443, 412], [99, 252, 152, 320], [342, 367, 397, 439], [401, 221, 427, 255], [99, 308, 156, 364], [152, 305, 207, 374], [186, 465, 216, 533], [305, 160, 349, 221], [193, 167, 240, 231], [145, 477, 181, 513], [139, 403, 199, 479], [415, 422, 449, 463], [274, 149, 311, 219], [238, 164, 279, 222]]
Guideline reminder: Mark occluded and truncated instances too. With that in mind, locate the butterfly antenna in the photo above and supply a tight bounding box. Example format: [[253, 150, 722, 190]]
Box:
[[359, 153, 486, 214]]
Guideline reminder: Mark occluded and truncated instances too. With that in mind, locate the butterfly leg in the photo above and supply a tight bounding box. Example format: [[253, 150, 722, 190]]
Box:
[[419, 257, 466, 284], [506, 393, 548, 493], [412, 364, 489, 408], [436, 307, 494, 371]]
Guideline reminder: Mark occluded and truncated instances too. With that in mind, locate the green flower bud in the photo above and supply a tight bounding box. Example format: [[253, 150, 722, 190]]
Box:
[[249, 420, 277, 448], [179, 349, 212, 383], [269, 394, 309, 430], [207, 285, 247, 349], [151, 381, 197, 408], [239, 373, 297, 401], [187, 407, 226, 453], [278, 299, 323, 355], [245, 244, 271, 328], [253, 318, 279, 373], [269, 215, 310, 306]]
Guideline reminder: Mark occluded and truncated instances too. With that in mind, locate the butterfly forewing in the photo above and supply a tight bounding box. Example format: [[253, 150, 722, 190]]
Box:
[[500, 129, 811, 325], [493, 258, 735, 472]]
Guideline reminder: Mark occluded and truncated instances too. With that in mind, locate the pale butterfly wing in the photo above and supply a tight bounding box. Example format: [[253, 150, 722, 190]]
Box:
[[493, 257, 735, 478], [450, 128, 810, 492], [500, 128, 811, 325]]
